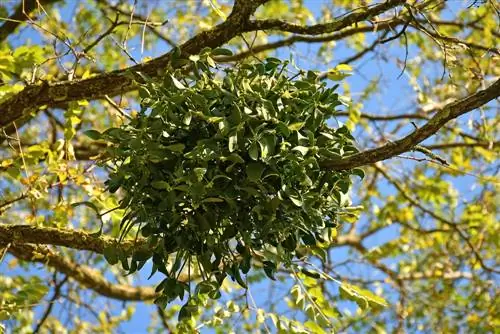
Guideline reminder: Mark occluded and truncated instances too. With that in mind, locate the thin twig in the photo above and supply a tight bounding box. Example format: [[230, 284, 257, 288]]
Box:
[[33, 274, 69, 333]]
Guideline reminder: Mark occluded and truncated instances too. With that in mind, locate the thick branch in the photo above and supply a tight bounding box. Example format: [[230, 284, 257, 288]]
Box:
[[5, 242, 158, 301], [218, 21, 400, 62], [321, 78, 500, 170], [0, 0, 268, 129], [0, 223, 359, 257], [221, 14, 497, 63], [0, 223, 147, 256], [0, 0, 400, 130], [243, 0, 406, 35]]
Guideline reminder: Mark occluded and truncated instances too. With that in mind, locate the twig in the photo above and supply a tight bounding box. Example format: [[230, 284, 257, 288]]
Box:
[[104, 95, 132, 120], [83, 13, 120, 54], [33, 274, 69, 333], [157, 306, 173, 333]]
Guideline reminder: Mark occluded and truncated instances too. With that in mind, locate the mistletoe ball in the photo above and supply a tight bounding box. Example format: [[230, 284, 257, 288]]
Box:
[[90, 49, 361, 308]]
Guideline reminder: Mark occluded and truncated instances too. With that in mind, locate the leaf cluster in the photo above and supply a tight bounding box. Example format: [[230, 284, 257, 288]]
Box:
[[88, 49, 361, 316]]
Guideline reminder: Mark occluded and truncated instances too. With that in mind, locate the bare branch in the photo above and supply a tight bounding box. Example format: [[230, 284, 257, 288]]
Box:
[[96, 0, 175, 47], [243, 0, 406, 35], [217, 21, 400, 62], [375, 164, 500, 274], [425, 141, 500, 150], [219, 13, 497, 63], [5, 242, 158, 301], [321, 78, 500, 170], [0, 0, 62, 42], [398, 270, 472, 281], [33, 273, 69, 334]]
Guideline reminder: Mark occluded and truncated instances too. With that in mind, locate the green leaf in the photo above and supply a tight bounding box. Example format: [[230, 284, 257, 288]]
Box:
[[212, 48, 233, 56], [282, 234, 297, 251], [289, 195, 303, 207], [139, 86, 151, 99], [152, 181, 170, 190], [183, 112, 192, 125], [259, 135, 275, 159], [292, 146, 309, 156], [189, 55, 200, 62], [352, 168, 365, 179], [193, 167, 207, 181], [129, 138, 142, 150], [206, 55, 216, 68], [288, 122, 305, 131], [326, 64, 353, 81], [170, 75, 186, 89], [225, 153, 244, 163], [240, 253, 251, 274], [277, 121, 291, 137], [230, 264, 248, 289], [208, 116, 224, 123], [338, 180, 350, 194], [165, 143, 185, 152], [246, 163, 265, 182], [310, 246, 328, 262], [340, 282, 388, 310], [103, 246, 119, 265], [178, 304, 194, 322], [248, 142, 259, 160], [202, 197, 225, 203], [336, 63, 352, 72], [71, 201, 99, 214], [304, 321, 327, 334], [301, 268, 321, 279], [294, 80, 312, 89], [263, 261, 277, 280], [83, 129, 101, 140], [12, 45, 45, 67], [228, 133, 238, 152], [208, 0, 227, 19]]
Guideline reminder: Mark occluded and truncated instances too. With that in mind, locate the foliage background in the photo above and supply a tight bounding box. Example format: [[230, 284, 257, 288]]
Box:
[[0, 0, 498, 333]]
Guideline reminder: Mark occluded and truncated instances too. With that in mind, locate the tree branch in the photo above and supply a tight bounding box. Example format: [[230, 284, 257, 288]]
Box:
[[96, 0, 175, 47], [0, 223, 147, 256], [321, 78, 500, 170], [398, 270, 472, 281], [0, 0, 268, 129], [0, 0, 401, 130], [33, 273, 69, 334], [217, 21, 400, 62], [375, 164, 500, 274], [5, 242, 158, 301], [0, 0, 62, 42], [424, 141, 500, 150], [0, 223, 360, 255], [220, 13, 497, 63], [242, 0, 406, 35]]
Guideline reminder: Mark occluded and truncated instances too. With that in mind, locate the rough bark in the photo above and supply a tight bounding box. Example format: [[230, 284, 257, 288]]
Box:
[[0, 0, 404, 130], [4, 242, 158, 301], [321, 78, 500, 170]]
